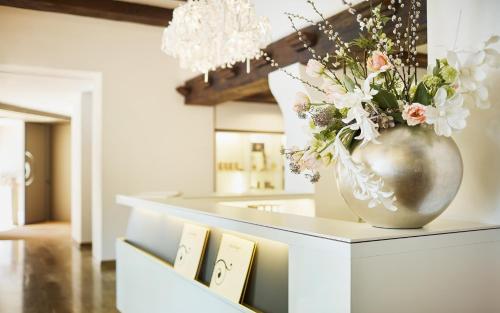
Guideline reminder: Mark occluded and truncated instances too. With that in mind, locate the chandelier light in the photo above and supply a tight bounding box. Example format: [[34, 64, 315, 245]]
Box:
[[161, 0, 271, 82]]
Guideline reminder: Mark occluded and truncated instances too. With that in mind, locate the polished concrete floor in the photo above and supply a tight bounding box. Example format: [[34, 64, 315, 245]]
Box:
[[0, 223, 118, 313]]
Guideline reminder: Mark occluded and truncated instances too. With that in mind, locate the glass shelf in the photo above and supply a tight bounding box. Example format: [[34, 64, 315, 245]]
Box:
[[215, 131, 285, 194]]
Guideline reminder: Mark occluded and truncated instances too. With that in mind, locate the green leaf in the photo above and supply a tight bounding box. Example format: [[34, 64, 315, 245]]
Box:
[[313, 132, 325, 141], [372, 89, 398, 109], [412, 82, 432, 105], [433, 59, 441, 76], [351, 34, 375, 50], [389, 112, 405, 124], [343, 75, 356, 92], [350, 62, 365, 80]]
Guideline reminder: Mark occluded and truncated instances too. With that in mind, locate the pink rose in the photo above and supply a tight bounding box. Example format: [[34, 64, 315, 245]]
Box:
[[367, 51, 392, 72], [402, 103, 427, 126]]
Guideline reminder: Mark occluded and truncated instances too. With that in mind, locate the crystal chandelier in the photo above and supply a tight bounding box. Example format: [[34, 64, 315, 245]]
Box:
[[161, 0, 271, 81]]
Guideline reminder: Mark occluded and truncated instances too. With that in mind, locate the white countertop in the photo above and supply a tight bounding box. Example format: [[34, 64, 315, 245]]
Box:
[[117, 194, 500, 243]]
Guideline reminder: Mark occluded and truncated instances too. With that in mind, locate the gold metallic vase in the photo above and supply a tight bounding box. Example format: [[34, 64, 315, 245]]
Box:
[[336, 126, 463, 229]]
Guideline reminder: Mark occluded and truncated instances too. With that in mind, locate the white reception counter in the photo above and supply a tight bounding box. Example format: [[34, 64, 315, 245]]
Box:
[[116, 194, 500, 313]]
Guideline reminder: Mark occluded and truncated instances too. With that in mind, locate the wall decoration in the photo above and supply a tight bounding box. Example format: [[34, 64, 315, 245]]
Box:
[[209, 234, 256, 303], [173, 223, 210, 280]]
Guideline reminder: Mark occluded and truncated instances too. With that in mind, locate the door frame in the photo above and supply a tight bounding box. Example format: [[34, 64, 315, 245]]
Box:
[[0, 64, 102, 245]]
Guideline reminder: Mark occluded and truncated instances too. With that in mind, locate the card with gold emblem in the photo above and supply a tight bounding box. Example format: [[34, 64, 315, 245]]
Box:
[[209, 233, 256, 303], [173, 223, 210, 280]]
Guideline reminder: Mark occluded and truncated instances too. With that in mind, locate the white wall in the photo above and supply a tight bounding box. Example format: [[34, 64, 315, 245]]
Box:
[[0, 6, 214, 261], [269, 64, 314, 194], [0, 119, 25, 226], [428, 0, 500, 224], [71, 91, 93, 244], [51, 122, 71, 222], [215, 101, 284, 133]]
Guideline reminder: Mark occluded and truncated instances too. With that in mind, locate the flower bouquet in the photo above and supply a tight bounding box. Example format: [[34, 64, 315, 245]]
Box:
[[276, 0, 500, 227]]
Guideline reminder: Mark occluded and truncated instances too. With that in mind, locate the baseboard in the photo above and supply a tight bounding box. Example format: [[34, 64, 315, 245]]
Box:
[[101, 260, 116, 270]]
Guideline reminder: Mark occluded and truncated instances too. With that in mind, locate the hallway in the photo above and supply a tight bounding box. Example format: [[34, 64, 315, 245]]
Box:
[[0, 223, 118, 313]]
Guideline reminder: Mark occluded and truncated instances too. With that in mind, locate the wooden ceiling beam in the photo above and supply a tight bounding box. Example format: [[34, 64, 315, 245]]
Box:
[[0, 0, 173, 26], [178, 0, 427, 106]]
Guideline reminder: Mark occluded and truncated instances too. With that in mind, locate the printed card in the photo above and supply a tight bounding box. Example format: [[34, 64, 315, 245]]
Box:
[[209, 233, 256, 303], [173, 223, 210, 280]]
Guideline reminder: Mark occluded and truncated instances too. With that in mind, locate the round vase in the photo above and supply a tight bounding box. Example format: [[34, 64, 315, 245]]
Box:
[[336, 126, 463, 229]]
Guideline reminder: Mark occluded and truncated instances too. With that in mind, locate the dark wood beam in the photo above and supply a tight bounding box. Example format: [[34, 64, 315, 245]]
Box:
[[238, 87, 277, 104], [178, 0, 427, 106], [0, 0, 173, 26]]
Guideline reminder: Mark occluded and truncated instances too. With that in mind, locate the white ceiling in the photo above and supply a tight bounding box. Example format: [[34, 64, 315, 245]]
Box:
[[120, 0, 354, 41]]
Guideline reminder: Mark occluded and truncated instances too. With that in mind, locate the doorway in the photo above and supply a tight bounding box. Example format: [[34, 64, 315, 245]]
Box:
[[24, 122, 72, 225], [0, 64, 101, 252]]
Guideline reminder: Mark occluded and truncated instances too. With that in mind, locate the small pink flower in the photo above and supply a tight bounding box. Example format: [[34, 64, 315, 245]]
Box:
[[300, 152, 321, 171], [367, 51, 392, 72], [402, 103, 427, 126], [293, 92, 310, 113]]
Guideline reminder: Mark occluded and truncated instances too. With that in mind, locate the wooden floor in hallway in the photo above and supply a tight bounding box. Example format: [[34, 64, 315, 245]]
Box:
[[0, 222, 118, 313]]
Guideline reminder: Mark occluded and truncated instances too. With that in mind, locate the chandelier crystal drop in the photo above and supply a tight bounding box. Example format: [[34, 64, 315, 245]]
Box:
[[161, 0, 271, 81]]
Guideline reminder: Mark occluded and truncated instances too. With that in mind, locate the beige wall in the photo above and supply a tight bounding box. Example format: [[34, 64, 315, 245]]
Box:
[[51, 122, 71, 222], [215, 101, 284, 133], [0, 6, 214, 260]]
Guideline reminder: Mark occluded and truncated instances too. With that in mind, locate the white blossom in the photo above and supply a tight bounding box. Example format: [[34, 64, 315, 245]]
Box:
[[342, 106, 380, 145], [331, 89, 363, 110], [483, 35, 500, 68], [447, 50, 486, 92], [305, 59, 325, 78], [426, 87, 470, 137], [468, 84, 490, 109], [323, 79, 346, 103]]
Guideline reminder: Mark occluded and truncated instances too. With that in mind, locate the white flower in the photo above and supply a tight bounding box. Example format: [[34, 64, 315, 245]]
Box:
[[305, 59, 325, 78], [323, 79, 346, 103], [483, 35, 500, 68], [447, 50, 486, 92], [361, 72, 379, 101], [426, 87, 470, 137], [483, 48, 500, 68], [333, 134, 397, 211], [484, 35, 500, 47], [342, 106, 380, 145], [331, 73, 381, 145], [469, 84, 490, 109], [331, 90, 363, 110]]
